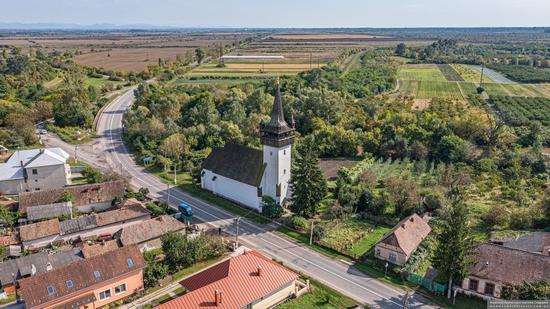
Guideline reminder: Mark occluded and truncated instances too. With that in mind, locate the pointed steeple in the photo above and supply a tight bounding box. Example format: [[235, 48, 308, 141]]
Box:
[[266, 79, 289, 130], [260, 78, 294, 147]]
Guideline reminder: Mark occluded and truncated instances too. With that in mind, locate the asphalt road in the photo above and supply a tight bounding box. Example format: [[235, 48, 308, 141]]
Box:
[[44, 86, 441, 309]]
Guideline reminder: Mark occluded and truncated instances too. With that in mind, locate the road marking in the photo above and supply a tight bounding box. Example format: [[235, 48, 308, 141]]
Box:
[[99, 86, 435, 309]]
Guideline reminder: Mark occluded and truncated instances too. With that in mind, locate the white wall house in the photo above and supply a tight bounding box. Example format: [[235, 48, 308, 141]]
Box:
[[0, 148, 71, 195], [201, 83, 294, 212]]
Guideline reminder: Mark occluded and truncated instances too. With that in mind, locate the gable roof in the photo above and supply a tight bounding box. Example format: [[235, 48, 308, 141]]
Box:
[[18, 180, 126, 213], [118, 215, 186, 246], [19, 245, 145, 309], [500, 232, 550, 255], [376, 213, 431, 256], [20, 205, 150, 241], [95, 204, 150, 227], [27, 202, 73, 221], [202, 144, 265, 187], [469, 243, 550, 285], [19, 219, 60, 242], [157, 250, 299, 309], [81, 240, 120, 259], [0, 248, 83, 287], [0, 148, 69, 181]]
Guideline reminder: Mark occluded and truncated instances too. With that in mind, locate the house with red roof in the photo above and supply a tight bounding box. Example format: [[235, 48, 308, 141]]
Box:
[[157, 249, 306, 309]]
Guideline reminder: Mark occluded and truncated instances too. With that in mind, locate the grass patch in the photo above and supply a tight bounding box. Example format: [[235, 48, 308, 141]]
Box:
[[45, 123, 95, 144], [349, 222, 391, 258], [278, 278, 359, 309], [0, 293, 16, 305], [172, 255, 227, 281], [429, 293, 486, 309], [150, 167, 270, 224]]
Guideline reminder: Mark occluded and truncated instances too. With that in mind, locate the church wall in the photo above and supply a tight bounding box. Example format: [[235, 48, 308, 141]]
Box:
[[262, 144, 292, 205], [201, 169, 261, 211]]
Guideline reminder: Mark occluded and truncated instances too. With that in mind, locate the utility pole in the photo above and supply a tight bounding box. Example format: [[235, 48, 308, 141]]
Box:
[[234, 217, 241, 249], [173, 163, 177, 185], [309, 220, 314, 245], [74, 145, 78, 163], [167, 183, 170, 205], [480, 63, 485, 86]]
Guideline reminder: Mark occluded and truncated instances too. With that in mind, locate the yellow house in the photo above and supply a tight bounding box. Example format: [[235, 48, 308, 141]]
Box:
[[374, 214, 431, 266]]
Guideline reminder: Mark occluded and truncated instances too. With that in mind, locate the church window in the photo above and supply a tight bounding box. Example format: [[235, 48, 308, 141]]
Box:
[[201, 171, 205, 177], [284, 169, 286, 175], [270, 152, 273, 156], [284, 150, 286, 155]]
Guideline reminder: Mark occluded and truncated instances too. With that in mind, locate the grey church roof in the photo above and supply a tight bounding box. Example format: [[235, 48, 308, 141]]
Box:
[[202, 144, 266, 187], [261, 83, 293, 135]]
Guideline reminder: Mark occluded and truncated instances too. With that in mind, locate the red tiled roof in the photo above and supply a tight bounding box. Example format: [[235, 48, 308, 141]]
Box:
[[19, 245, 145, 308], [158, 250, 299, 309]]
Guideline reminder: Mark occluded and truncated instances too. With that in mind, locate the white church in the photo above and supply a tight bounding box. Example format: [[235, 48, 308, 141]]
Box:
[[201, 82, 294, 212]]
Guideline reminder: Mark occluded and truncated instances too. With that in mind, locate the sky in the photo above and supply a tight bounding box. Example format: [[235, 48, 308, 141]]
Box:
[[1, 0, 549, 28]]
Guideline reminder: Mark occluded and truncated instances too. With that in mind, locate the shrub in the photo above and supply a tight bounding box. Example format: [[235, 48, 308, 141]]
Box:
[[261, 196, 283, 219], [287, 215, 310, 231]]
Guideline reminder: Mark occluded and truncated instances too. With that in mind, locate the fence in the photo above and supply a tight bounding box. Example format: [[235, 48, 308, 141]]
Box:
[[406, 272, 447, 294]]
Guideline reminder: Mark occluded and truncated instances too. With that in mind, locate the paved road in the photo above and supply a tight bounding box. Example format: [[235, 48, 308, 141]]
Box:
[[45, 87, 440, 309]]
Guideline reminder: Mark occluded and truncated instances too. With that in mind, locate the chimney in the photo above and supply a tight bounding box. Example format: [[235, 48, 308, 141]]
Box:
[[401, 224, 406, 229], [257, 266, 262, 276], [215, 290, 222, 306], [410, 216, 414, 222]]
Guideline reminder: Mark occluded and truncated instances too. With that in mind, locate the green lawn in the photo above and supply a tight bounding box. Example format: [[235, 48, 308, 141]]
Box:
[[150, 167, 270, 224], [278, 279, 359, 309], [84, 76, 125, 89], [350, 223, 391, 258]]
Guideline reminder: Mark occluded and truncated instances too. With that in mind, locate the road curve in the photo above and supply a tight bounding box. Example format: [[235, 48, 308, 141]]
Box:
[[48, 86, 441, 309]]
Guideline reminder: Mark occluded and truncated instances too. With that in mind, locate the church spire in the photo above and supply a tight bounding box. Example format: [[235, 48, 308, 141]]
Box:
[[266, 78, 288, 130], [260, 78, 294, 147]]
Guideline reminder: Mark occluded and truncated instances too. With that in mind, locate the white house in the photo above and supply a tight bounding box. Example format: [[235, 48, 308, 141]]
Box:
[[201, 82, 294, 212], [0, 148, 71, 195]]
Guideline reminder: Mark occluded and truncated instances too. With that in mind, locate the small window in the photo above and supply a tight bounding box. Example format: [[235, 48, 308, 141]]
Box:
[[99, 289, 111, 301], [32, 169, 38, 175], [94, 270, 101, 279], [270, 152, 272, 156], [283, 150, 286, 155], [66, 280, 73, 288], [35, 188, 40, 191], [484, 282, 495, 295], [283, 169, 286, 175], [114, 283, 127, 295], [127, 258, 134, 267], [469, 279, 479, 292], [34, 179, 38, 182], [47, 285, 55, 295], [389, 253, 397, 262]]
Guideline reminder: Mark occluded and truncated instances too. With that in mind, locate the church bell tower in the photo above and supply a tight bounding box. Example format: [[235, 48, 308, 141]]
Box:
[[260, 79, 294, 205]]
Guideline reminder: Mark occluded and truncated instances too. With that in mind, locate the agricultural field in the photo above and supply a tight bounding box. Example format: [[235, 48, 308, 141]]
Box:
[[489, 96, 550, 146], [189, 61, 325, 78], [417, 81, 469, 100], [397, 64, 447, 81], [0, 31, 256, 72], [451, 64, 493, 83], [437, 64, 463, 81]]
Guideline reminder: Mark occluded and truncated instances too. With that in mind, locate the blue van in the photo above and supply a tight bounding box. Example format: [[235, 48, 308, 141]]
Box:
[[178, 203, 193, 217]]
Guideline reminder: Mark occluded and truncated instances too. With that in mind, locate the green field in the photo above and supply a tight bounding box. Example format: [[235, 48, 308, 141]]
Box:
[[397, 66, 447, 81], [451, 64, 493, 83], [417, 81, 464, 100]]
